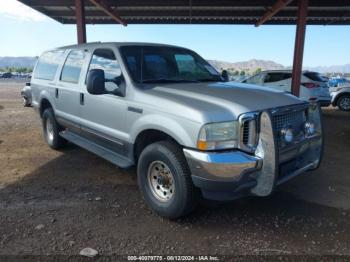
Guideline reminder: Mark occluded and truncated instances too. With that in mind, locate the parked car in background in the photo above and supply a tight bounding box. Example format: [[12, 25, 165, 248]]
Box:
[[1, 72, 12, 78], [30, 42, 323, 218], [329, 78, 350, 111], [242, 70, 331, 106], [21, 82, 32, 107]]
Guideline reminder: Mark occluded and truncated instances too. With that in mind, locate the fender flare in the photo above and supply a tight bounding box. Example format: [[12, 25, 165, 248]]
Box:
[[130, 114, 198, 148]]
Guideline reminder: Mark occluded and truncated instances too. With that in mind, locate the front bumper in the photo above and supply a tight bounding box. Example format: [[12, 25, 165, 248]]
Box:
[[184, 138, 320, 201], [184, 105, 323, 201], [184, 149, 261, 200]]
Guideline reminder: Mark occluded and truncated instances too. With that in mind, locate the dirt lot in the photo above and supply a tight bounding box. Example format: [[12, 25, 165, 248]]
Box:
[[0, 79, 350, 259]]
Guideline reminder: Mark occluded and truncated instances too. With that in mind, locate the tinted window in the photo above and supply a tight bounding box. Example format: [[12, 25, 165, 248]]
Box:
[[120, 46, 221, 83], [175, 54, 196, 73], [34, 50, 65, 80], [265, 73, 292, 83], [144, 54, 170, 78], [88, 49, 121, 80], [60, 50, 85, 84], [304, 72, 326, 82]]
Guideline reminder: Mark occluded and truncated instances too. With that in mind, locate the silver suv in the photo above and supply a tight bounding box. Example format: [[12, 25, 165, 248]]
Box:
[[31, 42, 324, 218], [242, 70, 331, 106]]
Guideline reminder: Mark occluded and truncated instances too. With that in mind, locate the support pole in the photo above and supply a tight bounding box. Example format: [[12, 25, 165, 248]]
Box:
[[75, 0, 86, 44], [291, 0, 308, 97]]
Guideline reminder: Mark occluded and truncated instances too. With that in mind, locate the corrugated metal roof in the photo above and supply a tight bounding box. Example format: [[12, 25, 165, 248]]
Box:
[[19, 0, 350, 25]]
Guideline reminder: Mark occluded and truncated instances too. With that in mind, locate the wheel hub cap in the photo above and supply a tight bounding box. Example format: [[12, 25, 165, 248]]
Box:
[[46, 118, 54, 143], [340, 97, 350, 110], [147, 161, 175, 202]]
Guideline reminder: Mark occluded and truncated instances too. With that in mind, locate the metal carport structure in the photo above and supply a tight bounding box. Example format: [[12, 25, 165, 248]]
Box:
[[18, 0, 350, 96]]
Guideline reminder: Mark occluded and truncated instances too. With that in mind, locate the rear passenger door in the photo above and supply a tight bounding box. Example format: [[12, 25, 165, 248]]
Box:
[[263, 72, 292, 92], [80, 48, 127, 155], [55, 49, 87, 133]]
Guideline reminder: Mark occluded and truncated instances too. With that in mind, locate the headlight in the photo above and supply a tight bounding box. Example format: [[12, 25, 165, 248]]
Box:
[[304, 121, 315, 136], [197, 121, 239, 150], [281, 127, 294, 143]]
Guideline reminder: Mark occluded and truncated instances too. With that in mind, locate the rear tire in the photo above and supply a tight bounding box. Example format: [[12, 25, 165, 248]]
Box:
[[42, 108, 67, 149], [337, 94, 350, 111], [137, 141, 199, 219]]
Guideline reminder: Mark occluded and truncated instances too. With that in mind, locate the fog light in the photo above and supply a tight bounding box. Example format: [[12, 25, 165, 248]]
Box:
[[304, 122, 315, 136], [281, 127, 294, 143]]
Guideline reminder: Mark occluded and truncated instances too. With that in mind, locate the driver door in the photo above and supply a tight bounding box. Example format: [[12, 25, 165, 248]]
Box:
[[79, 48, 128, 155]]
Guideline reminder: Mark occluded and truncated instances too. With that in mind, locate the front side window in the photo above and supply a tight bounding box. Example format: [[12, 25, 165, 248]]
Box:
[[175, 54, 196, 73], [34, 50, 65, 80], [88, 49, 121, 91], [60, 50, 85, 84], [88, 49, 121, 79], [120, 46, 222, 83]]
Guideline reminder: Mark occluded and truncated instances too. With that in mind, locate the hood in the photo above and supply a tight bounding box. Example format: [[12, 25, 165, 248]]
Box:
[[137, 81, 303, 123]]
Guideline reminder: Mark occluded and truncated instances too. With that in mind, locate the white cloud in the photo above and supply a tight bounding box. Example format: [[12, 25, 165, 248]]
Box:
[[0, 0, 47, 21]]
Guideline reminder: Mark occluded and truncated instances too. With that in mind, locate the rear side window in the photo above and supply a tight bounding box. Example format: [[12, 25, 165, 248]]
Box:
[[304, 72, 326, 82], [60, 50, 85, 84], [265, 73, 292, 83], [34, 50, 65, 80]]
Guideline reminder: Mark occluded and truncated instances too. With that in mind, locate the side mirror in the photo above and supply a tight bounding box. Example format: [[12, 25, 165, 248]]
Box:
[[87, 69, 106, 95], [221, 70, 229, 82]]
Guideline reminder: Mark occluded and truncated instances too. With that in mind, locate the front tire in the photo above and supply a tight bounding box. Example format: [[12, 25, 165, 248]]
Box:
[[22, 97, 30, 107], [42, 108, 67, 149], [337, 94, 350, 111], [137, 141, 198, 219]]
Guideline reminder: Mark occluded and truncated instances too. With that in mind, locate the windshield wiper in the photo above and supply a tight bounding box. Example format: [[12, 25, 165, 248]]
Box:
[[141, 78, 199, 83]]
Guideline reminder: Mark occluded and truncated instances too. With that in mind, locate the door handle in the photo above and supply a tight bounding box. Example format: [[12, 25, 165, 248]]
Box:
[[80, 93, 84, 105], [55, 88, 59, 98]]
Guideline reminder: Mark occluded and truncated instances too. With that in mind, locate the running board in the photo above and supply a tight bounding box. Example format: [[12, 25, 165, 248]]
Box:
[[59, 130, 133, 168]]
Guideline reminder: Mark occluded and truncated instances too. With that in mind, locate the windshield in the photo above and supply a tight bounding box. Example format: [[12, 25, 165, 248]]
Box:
[[120, 45, 223, 83]]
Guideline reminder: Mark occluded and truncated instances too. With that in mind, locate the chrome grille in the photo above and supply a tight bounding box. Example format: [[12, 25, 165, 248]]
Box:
[[239, 113, 258, 152], [273, 106, 307, 146], [274, 110, 306, 132], [242, 121, 250, 145]]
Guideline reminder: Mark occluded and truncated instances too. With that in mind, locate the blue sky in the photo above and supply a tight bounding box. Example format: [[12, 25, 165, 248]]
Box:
[[1, 0, 349, 67]]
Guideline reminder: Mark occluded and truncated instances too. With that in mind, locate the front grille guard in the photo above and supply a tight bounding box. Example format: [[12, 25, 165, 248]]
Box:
[[238, 102, 314, 154]]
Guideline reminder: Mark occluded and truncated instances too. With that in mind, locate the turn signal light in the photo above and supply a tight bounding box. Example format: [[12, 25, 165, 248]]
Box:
[[197, 140, 208, 151]]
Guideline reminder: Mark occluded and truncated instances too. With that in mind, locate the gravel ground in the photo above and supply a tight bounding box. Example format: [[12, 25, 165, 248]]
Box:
[[0, 79, 350, 260]]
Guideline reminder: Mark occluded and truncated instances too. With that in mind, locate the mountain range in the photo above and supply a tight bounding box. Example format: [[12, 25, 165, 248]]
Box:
[[208, 59, 350, 74], [0, 57, 37, 68], [0, 56, 349, 74], [208, 59, 284, 73]]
